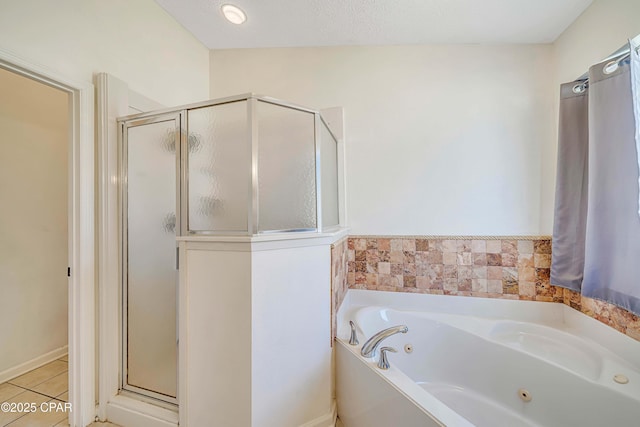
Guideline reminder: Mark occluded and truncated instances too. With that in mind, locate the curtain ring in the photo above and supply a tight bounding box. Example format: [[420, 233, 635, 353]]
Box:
[[603, 60, 620, 75], [572, 83, 586, 94]]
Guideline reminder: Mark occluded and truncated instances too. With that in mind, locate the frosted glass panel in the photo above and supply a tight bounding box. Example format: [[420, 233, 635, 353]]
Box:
[[126, 119, 177, 399], [257, 101, 316, 232], [320, 121, 339, 229], [188, 101, 249, 232]]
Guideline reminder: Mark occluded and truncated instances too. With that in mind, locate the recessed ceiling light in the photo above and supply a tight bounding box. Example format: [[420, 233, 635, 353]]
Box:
[[221, 4, 246, 25]]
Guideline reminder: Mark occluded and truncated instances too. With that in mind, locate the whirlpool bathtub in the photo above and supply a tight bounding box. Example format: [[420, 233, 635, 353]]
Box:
[[336, 290, 640, 427]]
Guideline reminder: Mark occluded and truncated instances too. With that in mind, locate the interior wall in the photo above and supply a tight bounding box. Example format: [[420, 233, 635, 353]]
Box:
[[0, 67, 69, 374], [210, 44, 555, 235], [553, 0, 640, 84], [541, 0, 640, 233], [0, 0, 210, 106]]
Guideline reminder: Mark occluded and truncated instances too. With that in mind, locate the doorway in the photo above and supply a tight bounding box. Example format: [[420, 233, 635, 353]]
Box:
[[0, 67, 70, 425], [0, 50, 95, 427]]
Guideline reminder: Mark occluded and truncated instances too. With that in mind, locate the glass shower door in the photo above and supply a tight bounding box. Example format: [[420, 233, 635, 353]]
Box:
[[121, 114, 180, 404]]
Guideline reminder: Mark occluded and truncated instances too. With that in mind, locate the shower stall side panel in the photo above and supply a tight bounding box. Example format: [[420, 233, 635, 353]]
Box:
[[251, 243, 333, 426], [180, 241, 253, 427]]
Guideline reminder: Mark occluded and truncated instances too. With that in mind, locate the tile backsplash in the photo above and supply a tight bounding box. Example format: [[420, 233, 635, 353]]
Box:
[[563, 288, 640, 340], [329, 235, 640, 342], [347, 236, 560, 301], [331, 237, 349, 345]]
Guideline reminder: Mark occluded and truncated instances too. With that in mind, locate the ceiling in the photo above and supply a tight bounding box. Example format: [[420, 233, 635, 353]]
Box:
[[155, 0, 594, 50]]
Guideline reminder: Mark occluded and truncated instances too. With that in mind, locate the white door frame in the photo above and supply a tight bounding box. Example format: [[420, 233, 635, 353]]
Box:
[[0, 49, 95, 426], [96, 73, 178, 427]]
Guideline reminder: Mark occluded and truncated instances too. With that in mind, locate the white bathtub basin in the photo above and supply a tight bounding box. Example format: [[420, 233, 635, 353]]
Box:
[[336, 290, 640, 427]]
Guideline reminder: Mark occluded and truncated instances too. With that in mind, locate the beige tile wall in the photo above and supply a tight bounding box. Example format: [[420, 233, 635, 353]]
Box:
[[329, 235, 640, 342], [346, 236, 559, 301], [562, 288, 640, 340], [330, 237, 349, 345]]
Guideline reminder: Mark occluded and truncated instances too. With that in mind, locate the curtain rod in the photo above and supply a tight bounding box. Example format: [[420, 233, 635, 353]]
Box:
[[574, 34, 640, 82]]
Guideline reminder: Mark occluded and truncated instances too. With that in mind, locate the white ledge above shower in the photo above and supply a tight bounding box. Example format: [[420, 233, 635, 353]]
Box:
[[177, 227, 349, 250]]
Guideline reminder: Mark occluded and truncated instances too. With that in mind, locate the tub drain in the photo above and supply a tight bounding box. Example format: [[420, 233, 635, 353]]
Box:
[[517, 388, 532, 402]]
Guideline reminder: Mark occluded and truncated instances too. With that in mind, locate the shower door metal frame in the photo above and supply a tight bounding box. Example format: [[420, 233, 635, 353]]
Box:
[[119, 112, 183, 406], [115, 94, 342, 405], [317, 113, 342, 231], [251, 97, 320, 234], [117, 93, 343, 236]]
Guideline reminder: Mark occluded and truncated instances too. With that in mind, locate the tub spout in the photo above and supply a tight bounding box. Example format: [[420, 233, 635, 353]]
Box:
[[360, 325, 408, 358]]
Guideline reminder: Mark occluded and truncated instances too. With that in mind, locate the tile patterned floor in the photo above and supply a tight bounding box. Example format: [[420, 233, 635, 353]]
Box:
[[0, 356, 70, 427]]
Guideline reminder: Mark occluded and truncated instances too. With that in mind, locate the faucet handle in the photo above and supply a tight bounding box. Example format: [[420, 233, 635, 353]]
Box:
[[349, 320, 359, 346], [377, 346, 397, 370]]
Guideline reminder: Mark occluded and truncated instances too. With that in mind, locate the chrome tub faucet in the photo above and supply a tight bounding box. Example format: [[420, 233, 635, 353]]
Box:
[[360, 325, 408, 358]]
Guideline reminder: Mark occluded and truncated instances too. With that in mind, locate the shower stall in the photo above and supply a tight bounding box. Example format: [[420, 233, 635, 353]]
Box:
[[118, 93, 342, 404]]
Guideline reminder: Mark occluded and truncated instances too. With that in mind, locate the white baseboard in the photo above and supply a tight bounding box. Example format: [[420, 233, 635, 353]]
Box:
[[300, 400, 337, 427], [105, 395, 178, 427], [0, 346, 68, 384], [106, 396, 335, 427]]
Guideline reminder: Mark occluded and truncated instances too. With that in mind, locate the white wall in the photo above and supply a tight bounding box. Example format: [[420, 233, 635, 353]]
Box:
[[251, 245, 332, 426], [539, 0, 640, 232], [181, 246, 252, 427], [0, 0, 210, 106], [554, 0, 640, 84], [181, 240, 333, 427], [210, 45, 555, 235], [0, 68, 69, 374]]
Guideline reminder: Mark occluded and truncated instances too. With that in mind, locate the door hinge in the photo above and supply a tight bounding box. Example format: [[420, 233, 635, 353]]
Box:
[[67, 267, 71, 277], [176, 248, 180, 270]]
